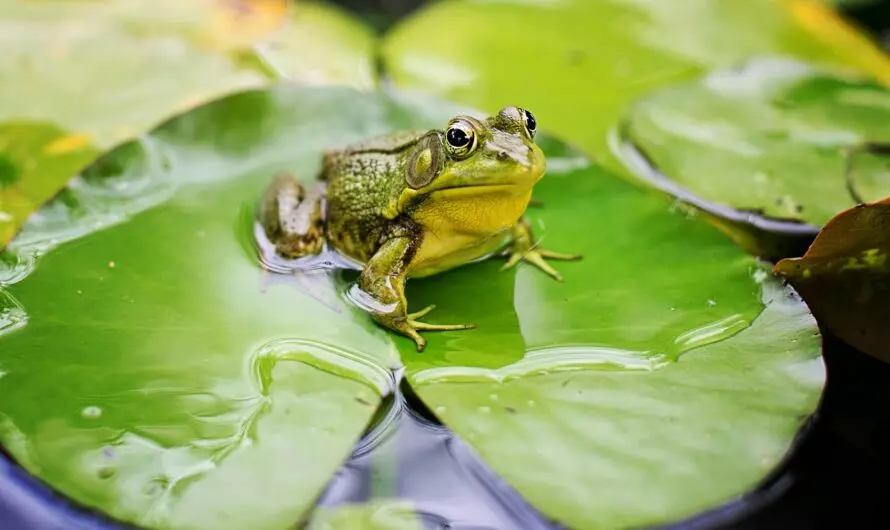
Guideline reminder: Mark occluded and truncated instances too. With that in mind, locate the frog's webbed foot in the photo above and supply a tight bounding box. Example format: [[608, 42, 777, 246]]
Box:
[[500, 248, 580, 282], [358, 238, 476, 352], [365, 302, 476, 352], [500, 219, 581, 282], [395, 304, 475, 351]]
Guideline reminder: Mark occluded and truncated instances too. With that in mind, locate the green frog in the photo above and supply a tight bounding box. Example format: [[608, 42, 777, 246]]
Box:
[[259, 106, 580, 351]]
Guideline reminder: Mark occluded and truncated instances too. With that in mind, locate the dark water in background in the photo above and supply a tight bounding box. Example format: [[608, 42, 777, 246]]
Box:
[[2, 1, 890, 528]]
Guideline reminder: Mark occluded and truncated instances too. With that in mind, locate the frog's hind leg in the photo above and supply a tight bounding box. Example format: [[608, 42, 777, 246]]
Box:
[[259, 171, 327, 259]]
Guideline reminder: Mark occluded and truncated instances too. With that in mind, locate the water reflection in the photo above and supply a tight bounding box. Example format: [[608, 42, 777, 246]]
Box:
[[672, 314, 751, 353], [411, 345, 666, 386], [0, 250, 36, 287], [0, 289, 26, 338], [316, 389, 559, 530], [251, 218, 360, 276], [249, 338, 396, 397]]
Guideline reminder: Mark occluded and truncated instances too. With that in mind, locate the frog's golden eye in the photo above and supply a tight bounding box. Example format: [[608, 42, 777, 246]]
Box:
[[521, 108, 537, 138], [445, 120, 477, 158]]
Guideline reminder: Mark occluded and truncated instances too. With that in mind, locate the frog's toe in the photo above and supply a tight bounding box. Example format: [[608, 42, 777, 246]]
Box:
[[538, 249, 582, 261], [408, 305, 476, 331], [407, 328, 427, 352], [524, 251, 564, 282], [410, 321, 476, 331], [501, 248, 580, 282], [407, 304, 436, 320], [390, 306, 474, 351], [499, 253, 523, 272], [408, 304, 476, 332]]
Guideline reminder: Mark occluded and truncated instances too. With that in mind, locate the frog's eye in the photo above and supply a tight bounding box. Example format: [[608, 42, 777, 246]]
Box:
[[521, 109, 537, 138], [445, 120, 477, 158]]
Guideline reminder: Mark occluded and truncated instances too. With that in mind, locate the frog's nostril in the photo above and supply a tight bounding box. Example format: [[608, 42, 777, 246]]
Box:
[[497, 151, 509, 160]]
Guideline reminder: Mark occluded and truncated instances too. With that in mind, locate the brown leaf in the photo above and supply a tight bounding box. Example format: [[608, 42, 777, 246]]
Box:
[[775, 197, 890, 362]]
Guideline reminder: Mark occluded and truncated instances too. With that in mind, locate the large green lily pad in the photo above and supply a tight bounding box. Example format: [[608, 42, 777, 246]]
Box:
[[620, 57, 890, 233], [0, 86, 822, 529], [0, 87, 419, 530], [381, 0, 872, 178], [397, 140, 823, 529]]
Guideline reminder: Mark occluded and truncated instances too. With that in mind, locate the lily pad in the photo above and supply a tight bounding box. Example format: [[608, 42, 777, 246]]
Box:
[[381, 0, 881, 179], [306, 500, 420, 530], [0, 122, 99, 248], [619, 57, 890, 246], [0, 0, 376, 148], [0, 86, 428, 530], [256, 1, 378, 88], [0, 86, 823, 530], [0, 0, 377, 253], [776, 197, 890, 363], [397, 140, 824, 529]]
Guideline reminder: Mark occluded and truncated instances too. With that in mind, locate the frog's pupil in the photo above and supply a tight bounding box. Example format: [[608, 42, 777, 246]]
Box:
[[525, 111, 537, 132], [447, 127, 470, 147]]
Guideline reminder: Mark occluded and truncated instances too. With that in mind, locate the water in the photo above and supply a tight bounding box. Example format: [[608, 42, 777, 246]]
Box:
[[315, 388, 559, 530]]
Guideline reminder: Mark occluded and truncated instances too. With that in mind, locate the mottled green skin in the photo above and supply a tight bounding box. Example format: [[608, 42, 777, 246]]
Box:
[[260, 107, 580, 351], [320, 130, 428, 263]]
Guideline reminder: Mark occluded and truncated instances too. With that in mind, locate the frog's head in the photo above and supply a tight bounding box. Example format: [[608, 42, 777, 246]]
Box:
[[400, 106, 545, 202]]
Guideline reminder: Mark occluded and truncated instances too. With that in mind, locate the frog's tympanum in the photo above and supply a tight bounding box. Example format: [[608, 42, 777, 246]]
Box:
[[260, 106, 580, 351]]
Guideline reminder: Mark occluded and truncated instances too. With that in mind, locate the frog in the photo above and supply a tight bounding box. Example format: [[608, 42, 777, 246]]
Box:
[[259, 106, 580, 351]]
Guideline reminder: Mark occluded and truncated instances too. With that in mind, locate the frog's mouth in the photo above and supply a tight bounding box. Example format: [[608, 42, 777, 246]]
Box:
[[399, 180, 536, 214], [428, 183, 524, 197]]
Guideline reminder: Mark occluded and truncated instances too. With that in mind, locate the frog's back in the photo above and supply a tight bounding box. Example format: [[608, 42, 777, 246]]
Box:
[[338, 130, 429, 155], [322, 130, 426, 262]]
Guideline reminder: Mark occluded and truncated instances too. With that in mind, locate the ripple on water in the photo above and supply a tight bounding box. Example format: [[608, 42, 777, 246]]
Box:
[[0, 290, 27, 338], [251, 219, 360, 276], [65, 336, 397, 525], [1, 135, 179, 290], [20, 137, 175, 248], [79, 430, 221, 526], [350, 395, 401, 459], [247, 338, 396, 398], [411, 345, 668, 386], [0, 338, 399, 528], [0, 250, 37, 287], [672, 313, 752, 355]]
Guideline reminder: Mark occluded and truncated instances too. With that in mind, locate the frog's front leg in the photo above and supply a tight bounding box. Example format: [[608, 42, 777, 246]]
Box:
[[356, 237, 475, 351], [500, 218, 581, 282]]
